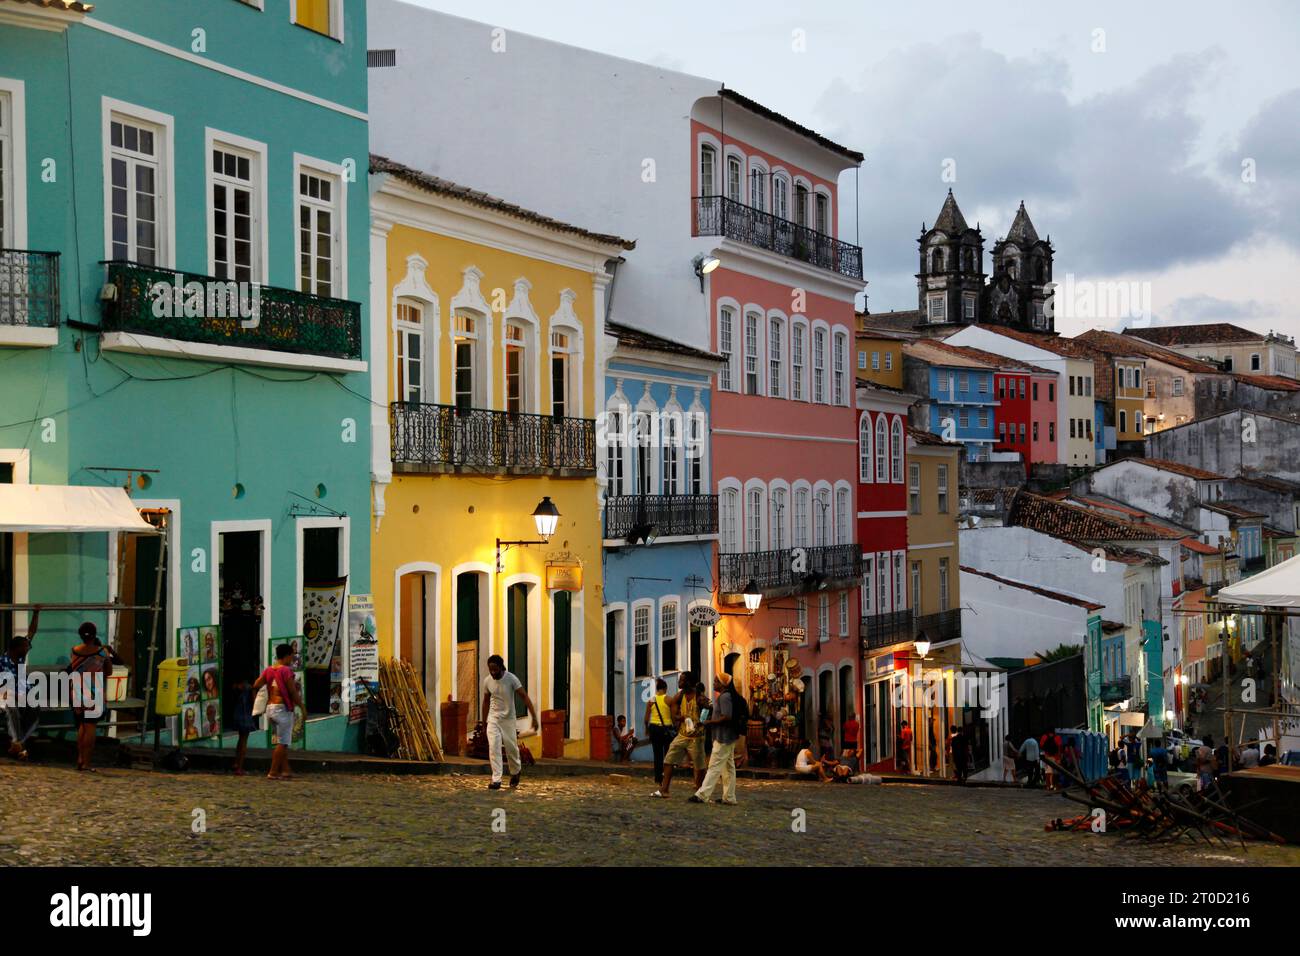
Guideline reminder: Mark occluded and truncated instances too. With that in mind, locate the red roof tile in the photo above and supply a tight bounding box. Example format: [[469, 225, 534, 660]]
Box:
[[1126, 323, 1274, 347], [1137, 458, 1226, 481], [1008, 491, 1185, 542], [1234, 373, 1300, 392], [961, 566, 1104, 611]]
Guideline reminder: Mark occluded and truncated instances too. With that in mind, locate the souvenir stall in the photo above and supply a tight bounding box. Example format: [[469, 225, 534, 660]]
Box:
[[743, 643, 806, 767]]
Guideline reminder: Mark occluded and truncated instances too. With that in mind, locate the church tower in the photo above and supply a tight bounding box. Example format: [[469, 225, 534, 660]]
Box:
[[987, 201, 1054, 331], [916, 190, 985, 328]]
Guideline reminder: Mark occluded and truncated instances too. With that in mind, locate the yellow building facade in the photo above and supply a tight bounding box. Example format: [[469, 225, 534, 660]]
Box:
[[368, 157, 632, 757]]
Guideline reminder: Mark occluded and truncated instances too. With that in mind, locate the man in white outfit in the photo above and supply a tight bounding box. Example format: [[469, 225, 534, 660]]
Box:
[[481, 653, 540, 791], [690, 673, 739, 805]]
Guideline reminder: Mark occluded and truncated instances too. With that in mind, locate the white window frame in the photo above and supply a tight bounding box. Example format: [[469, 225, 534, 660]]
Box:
[[769, 482, 790, 551], [768, 313, 784, 398], [835, 486, 851, 545], [659, 599, 680, 674], [719, 482, 742, 554], [547, 289, 585, 418], [818, 594, 830, 643], [205, 128, 268, 284], [838, 592, 849, 638], [631, 601, 653, 680], [394, 298, 427, 404], [743, 309, 763, 396], [832, 330, 848, 405], [893, 552, 906, 613], [725, 152, 743, 203], [812, 325, 827, 403], [718, 303, 737, 392], [793, 483, 811, 549], [858, 413, 873, 483], [744, 481, 766, 553], [908, 462, 921, 514], [890, 416, 904, 483], [748, 160, 768, 211], [772, 172, 790, 221], [937, 464, 949, 514], [101, 98, 175, 267], [791, 318, 807, 400], [604, 397, 628, 497], [293, 153, 348, 298], [875, 416, 888, 483], [0, 79, 28, 249], [699, 142, 717, 198], [861, 555, 874, 616], [927, 294, 946, 323]]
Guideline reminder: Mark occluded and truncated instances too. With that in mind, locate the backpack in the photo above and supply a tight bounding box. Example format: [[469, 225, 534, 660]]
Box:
[[728, 687, 750, 736]]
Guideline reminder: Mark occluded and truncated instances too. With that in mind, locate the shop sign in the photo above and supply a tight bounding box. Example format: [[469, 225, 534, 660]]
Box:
[[688, 605, 720, 627], [778, 626, 807, 646], [347, 594, 379, 723], [871, 653, 894, 676], [546, 562, 583, 591]]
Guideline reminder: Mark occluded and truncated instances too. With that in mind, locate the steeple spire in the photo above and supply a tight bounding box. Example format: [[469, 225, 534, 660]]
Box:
[[1006, 200, 1039, 245], [932, 188, 968, 234]]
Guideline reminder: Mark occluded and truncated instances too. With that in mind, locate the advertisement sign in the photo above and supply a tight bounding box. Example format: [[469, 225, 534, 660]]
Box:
[[688, 605, 720, 628], [302, 577, 347, 670], [347, 594, 379, 723], [778, 626, 807, 646], [546, 562, 583, 591], [175, 625, 222, 741]]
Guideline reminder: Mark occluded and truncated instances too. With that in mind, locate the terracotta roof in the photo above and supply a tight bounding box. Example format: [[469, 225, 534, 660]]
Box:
[[608, 322, 720, 363], [1063, 495, 1194, 539], [855, 378, 921, 402], [0, 0, 92, 11], [961, 566, 1103, 611], [907, 426, 959, 447], [1008, 491, 1184, 543], [855, 323, 919, 343], [1064, 540, 1169, 567], [1181, 537, 1219, 555], [1136, 458, 1226, 481], [1234, 373, 1300, 392], [969, 326, 1102, 364], [859, 310, 924, 333], [903, 339, 1000, 370], [1263, 525, 1293, 539], [1080, 329, 1223, 375], [1126, 323, 1270, 347], [1232, 475, 1300, 494], [719, 88, 864, 164], [1101, 621, 1126, 633], [370, 154, 636, 250], [1201, 501, 1266, 520], [941, 342, 1054, 377]]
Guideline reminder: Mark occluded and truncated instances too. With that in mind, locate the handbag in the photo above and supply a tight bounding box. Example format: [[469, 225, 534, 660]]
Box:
[[251, 684, 269, 717]]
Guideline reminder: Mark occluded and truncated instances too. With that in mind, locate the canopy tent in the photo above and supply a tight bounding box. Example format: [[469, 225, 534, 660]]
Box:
[[1217, 552, 1300, 608], [0, 483, 156, 534]]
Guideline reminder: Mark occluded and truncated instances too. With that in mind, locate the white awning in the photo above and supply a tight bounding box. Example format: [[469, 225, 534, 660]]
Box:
[[0, 484, 156, 534], [1217, 553, 1300, 609]]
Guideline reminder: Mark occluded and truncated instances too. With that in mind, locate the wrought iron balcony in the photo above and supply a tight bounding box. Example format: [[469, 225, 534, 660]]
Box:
[[693, 195, 863, 280], [1241, 554, 1267, 575], [604, 494, 718, 541], [391, 402, 596, 476], [1100, 675, 1132, 704], [861, 609, 915, 651], [913, 608, 962, 644], [0, 249, 60, 328], [719, 543, 863, 597], [99, 260, 362, 360]]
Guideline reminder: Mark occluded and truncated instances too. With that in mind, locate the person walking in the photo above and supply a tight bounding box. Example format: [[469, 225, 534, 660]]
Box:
[[68, 622, 123, 773], [651, 672, 703, 798], [818, 712, 835, 755], [690, 674, 739, 805], [949, 725, 969, 784], [645, 677, 676, 786], [253, 642, 302, 781], [897, 720, 913, 773], [1, 609, 40, 760], [480, 653, 540, 791], [1019, 733, 1041, 788], [1194, 734, 1216, 791], [1124, 732, 1143, 789], [1002, 735, 1019, 784]]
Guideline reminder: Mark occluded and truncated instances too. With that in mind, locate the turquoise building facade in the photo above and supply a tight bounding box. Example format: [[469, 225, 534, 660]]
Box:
[[0, 0, 371, 750]]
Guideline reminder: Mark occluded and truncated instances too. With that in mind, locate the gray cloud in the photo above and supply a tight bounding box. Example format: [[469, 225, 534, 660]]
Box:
[[818, 37, 1276, 313], [1160, 294, 1280, 325]]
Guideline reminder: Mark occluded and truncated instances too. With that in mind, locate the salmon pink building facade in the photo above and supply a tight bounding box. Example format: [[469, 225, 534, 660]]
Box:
[[692, 91, 867, 753]]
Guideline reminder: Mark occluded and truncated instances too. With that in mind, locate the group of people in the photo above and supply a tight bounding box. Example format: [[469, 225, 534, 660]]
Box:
[[1004, 730, 1081, 790], [1190, 733, 1280, 791], [639, 670, 747, 804]]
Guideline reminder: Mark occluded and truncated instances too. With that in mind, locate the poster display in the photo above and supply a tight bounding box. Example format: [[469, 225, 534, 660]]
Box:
[[175, 625, 223, 741], [302, 577, 348, 670], [346, 595, 379, 723], [267, 636, 306, 748]]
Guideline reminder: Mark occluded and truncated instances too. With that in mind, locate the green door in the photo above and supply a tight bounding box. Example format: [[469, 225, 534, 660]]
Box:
[[553, 591, 572, 736], [507, 583, 528, 718]]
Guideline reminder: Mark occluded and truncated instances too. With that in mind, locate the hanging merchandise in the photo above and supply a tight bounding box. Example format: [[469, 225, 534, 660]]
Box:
[[175, 625, 223, 741], [302, 577, 348, 670]]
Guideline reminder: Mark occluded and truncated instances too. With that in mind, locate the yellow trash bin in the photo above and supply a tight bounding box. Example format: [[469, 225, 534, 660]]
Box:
[[155, 657, 188, 716]]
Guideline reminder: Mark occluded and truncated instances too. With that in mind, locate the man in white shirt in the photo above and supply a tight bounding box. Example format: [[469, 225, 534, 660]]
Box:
[[481, 654, 541, 791]]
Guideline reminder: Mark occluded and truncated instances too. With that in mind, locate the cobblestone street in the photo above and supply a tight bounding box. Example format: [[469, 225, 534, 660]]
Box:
[[2, 763, 1298, 867]]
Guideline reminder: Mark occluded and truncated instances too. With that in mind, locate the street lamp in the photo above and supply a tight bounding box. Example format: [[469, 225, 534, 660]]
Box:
[[693, 253, 721, 291], [742, 579, 762, 612], [914, 637, 931, 659], [496, 496, 562, 570]]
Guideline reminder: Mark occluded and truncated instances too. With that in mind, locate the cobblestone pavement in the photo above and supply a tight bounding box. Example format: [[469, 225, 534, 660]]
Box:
[[2, 763, 1297, 866]]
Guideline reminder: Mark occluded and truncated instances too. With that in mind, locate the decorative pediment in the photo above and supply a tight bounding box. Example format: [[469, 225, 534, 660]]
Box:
[[505, 277, 540, 326], [393, 253, 437, 306], [451, 265, 490, 316]]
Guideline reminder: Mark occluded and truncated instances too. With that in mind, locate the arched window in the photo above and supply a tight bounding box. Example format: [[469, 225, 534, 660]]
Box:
[[605, 401, 626, 496], [875, 416, 888, 482], [890, 417, 904, 483], [699, 143, 716, 197], [773, 175, 790, 221], [793, 487, 810, 548], [503, 320, 529, 414], [394, 299, 425, 403], [858, 414, 873, 483], [791, 320, 807, 400], [795, 184, 809, 227], [720, 487, 740, 554], [452, 310, 484, 410], [813, 327, 827, 402], [931, 247, 945, 273], [718, 306, 735, 391], [768, 316, 784, 398], [832, 331, 847, 405], [746, 487, 764, 552], [770, 486, 788, 550], [835, 488, 851, 545]]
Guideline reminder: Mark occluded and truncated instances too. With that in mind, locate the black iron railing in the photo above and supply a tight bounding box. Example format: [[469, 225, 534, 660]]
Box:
[[861, 609, 915, 651], [604, 494, 718, 540], [0, 249, 60, 328], [391, 402, 596, 475], [1241, 554, 1267, 575], [99, 261, 362, 360], [914, 608, 962, 644], [1100, 675, 1132, 704], [719, 544, 863, 595], [693, 195, 863, 280]]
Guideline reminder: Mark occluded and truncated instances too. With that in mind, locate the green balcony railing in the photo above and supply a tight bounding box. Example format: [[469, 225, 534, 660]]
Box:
[[0, 249, 60, 328], [99, 260, 362, 361]]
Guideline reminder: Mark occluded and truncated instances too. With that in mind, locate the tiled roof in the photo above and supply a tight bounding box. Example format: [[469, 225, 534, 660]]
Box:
[[1008, 491, 1184, 543], [1064, 540, 1169, 567], [1137, 458, 1226, 481], [904, 339, 1000, 370], [719, 88, 864, 164], [971, 326, 1101, 364], [1234, 373, 1300, 392], [1063, 495, 1194, 539], [0, 0, 93, 11], [1126, 323, 1268, 347], [370, 154, 636, 250], [1101, 620, 1126, 633], [961, 566, 1103, 611], [1263, 525, 1293, 539], [1201, 501, 1266, 520], [860, 310, 924, 333], [907, 426, 959, 447], [942, 343, 1054, 377], [855, 322, 919, 343], [608, 322, 720, 363], [855, 378, 921, 401], [1233, 474, 1300, 494], [1082, 329, 1224, 374], [1181, 537, 1219, 555]]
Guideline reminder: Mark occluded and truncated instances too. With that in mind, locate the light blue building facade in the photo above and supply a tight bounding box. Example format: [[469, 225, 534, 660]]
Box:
[[917, 360, 1000, 463], [600, 324, 720, 759], [0, 0, 370, 750]]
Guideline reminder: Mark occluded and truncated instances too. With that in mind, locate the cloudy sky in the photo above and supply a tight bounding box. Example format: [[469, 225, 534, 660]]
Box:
[[407, 0, 1299, 337]]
